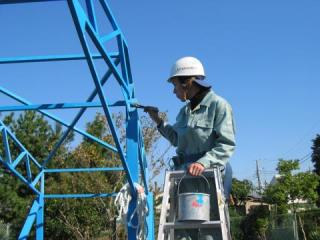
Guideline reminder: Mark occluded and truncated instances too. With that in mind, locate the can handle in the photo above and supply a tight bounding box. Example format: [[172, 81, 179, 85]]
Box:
[[177, 172, 210, 195]]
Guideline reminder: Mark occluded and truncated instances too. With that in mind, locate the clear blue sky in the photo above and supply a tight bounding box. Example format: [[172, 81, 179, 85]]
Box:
[[0, 0, 319, 185]]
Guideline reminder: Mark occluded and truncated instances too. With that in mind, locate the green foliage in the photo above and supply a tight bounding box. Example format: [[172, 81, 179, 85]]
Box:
[[0, 112, 70, 238], [264, 159, 319, 214], [312, 134, 320, 175], [309, 229, 320, 240], [231, 178, 253, 206], [0, 220, 10, 240], [2, 112, 71, 163], [311, 134, 320, 207], [297, 210, 320, 240], [276, 159, 299, 175], [263, 159, 319, 240], [240, 205, 270, 240], [229, 207, 245, 239], [0, 111, 163, 239]]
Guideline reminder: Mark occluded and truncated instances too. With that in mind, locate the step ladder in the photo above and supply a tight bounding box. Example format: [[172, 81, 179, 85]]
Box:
[[157, 168, 231, 240]]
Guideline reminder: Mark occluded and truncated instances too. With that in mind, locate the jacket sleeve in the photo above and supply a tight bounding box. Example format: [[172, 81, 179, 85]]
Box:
[[157, 107, 185, 147], [157, 121, 178, 147], [197, 101, 236, 168]]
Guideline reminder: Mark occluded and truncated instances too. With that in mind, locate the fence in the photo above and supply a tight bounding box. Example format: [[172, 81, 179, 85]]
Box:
[[0, 222, 10, 240], [230, 210, 320, 240], [267, 214, 298, 240]]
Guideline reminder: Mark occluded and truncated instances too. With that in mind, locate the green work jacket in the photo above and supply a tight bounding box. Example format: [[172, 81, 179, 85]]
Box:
[[158, 90, 236, 168]]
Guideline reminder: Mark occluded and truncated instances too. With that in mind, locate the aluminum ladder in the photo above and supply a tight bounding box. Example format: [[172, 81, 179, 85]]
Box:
[[157, 168, 231, 240]]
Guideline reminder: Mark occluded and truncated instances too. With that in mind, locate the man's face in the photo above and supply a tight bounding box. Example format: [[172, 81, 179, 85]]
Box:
[[171, 77, 188, 101]]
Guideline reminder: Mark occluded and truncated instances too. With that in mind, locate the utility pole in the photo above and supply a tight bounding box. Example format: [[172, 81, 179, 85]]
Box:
[[256, 160, 262, 194]]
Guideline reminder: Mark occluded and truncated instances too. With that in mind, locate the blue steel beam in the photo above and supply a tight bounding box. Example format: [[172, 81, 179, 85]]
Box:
[[18, 198, 41, 240], [25, 155, 32, 182], [84, 23, 134, 112], [138, 124, 148, 194], [146, 193, 155, 240], [5, 126, 42, 168], [84, 23, 131, 98], [125, 110, 140, 238], [122, 42, 134, 88], [0, 53, 118, 64], [17, 176, 44, 240], [73, 0, 131, 97], [0, 66, 119, 152], [117, 37, 130, 85], [12, 151, 27, 168], [40, 45, 130, 166], [98, 0, 119, 32], [0, 102, 103, 112], [0, 101, 126, 112], [44, 193, 118, 199], [85, 0, 97, 32], [0, 159, 41, 194], [36, 194, 44, 240], [0, 0, 153, 239], [31, 170, 45, 187], [0, 0, 64, 4], [0, 86, 119, 153], [100, 29, 121, 43], [0, 100, 133, 112], [0, 120, 42, 168], [69, 3, 153, 239], [0, 121, 43, 193], [44, 167, 123, 173], [1, 128, 12, 163], [68, 0, 136, 192]]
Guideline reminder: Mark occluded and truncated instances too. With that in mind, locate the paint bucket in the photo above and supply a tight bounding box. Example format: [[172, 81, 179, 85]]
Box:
[[177, 174, 210, 221]]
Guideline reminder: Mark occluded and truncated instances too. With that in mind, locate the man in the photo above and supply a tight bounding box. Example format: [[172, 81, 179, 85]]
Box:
[[145, 56, 236, 240]]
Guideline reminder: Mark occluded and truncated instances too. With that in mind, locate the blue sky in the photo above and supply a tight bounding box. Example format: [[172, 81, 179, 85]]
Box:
[[0, 0, 319, 185]]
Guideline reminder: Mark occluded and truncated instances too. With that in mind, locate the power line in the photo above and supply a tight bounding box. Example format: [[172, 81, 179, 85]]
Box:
[[299, 152, 312, 165], [281, 118, 320, 159]]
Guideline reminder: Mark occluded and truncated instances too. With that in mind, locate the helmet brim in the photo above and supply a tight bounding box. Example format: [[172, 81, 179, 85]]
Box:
[[167, 75, 205, 82], [194, 79, 211, 88]]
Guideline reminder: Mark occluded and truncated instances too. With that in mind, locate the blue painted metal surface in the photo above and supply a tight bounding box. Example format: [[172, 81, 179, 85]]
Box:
[[147, 193, 155, 240], [18, 197, 41, 240], [0, 100, 133, 112], [0, 0, 154, 239], [0, 53, 119, 64], [0, 86, 119, 153]]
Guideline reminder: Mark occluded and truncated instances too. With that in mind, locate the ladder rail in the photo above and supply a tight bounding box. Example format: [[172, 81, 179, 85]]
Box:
[[157, 171, 171, 240], [213, 168, 232, 239], [157, 168, 232, 240], [163, 221, 222, 229]]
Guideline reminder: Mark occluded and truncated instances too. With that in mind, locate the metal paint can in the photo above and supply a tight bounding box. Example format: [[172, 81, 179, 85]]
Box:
[[177, 174, 210, 221]]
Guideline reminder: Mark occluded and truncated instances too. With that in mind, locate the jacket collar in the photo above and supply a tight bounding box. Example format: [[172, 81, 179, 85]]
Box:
[[187, 90, 215, 111]]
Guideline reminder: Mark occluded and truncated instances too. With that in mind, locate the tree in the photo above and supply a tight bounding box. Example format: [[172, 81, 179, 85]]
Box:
[[263, 159, 319, 240], [0, 111, 71, 238], [231, 178, 253, 207], [264, 159, 318, 213], [311, 134, 320, 206], [240, 205, 269, 240], [0, 111, 166, 239], [45, 113, 126, 239], [140, 112, 168, 184]]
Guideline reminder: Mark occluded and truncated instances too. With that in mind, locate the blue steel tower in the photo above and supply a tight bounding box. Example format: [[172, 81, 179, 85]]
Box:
[[0, 0, 154, 239]]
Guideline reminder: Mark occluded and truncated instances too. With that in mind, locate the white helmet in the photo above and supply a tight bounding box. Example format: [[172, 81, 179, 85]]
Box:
[[168, 56, 206, 81]]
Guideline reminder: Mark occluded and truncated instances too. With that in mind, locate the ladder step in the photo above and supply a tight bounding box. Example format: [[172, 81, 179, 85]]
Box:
[[163, 221, 222, 230]]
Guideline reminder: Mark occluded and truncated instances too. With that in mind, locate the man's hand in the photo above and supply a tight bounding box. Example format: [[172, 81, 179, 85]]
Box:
[[188, 162, 205, 176], [144, 107, 162, 125]]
